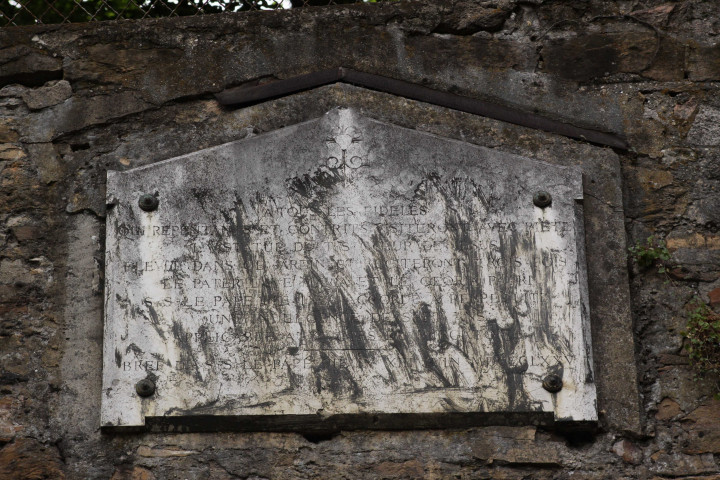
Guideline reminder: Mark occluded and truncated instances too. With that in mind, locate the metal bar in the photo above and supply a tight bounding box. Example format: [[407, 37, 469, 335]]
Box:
[[214, 68, 343, 106], [214, 67, 629, 150], [342, 69, 628, 149]]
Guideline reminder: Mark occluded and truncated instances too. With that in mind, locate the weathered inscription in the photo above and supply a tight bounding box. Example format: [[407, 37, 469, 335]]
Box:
[[102, 109, 596, 429]]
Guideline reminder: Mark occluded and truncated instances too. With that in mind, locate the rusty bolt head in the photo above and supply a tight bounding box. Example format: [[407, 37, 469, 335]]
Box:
[[542, 374, 563, 393], [138, 194, 159, 212], [135, 378, 156, 397], [533, 191, 552, 208]]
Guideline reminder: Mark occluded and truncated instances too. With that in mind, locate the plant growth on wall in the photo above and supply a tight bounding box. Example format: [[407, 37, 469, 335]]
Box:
[[683, 299, 720, 397], [629, 235, 671, 274]]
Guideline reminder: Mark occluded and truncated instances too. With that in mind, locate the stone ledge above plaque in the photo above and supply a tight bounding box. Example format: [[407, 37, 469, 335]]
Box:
[[102, 108, 596, 431]]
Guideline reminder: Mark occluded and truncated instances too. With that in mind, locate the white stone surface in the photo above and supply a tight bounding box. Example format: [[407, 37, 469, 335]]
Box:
[[102, 108, 596, 429]]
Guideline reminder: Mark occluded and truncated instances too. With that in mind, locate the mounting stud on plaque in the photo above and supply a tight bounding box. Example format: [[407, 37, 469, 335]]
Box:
[[533, 190, 552, 208], [542, 374, 563, 393], [135, 379, 156, 397], [138, 193, 159, 212]]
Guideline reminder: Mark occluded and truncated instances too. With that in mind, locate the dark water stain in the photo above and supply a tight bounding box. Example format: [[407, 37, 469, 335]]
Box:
[[412, 303, 452, 387], [313, 351, 362, 399], [365, 267, 385, 314], [168, 254, 190, 285], [219, 195, 257, 277], [304, 269, 330, 341], [303, 266, 365, 398], [126, 343, 144, 357], [432, 295, 451, 351], [430, 174, 542, 406], [363, 231, 413, 369], [494, 234, 530, 321], [261, 276, 280, 305], [445, 207, 484, 325], [171, 320, 203, 383], [257, 277, 285, 350], [287, 169, 345, 240], [189, 187, 216, 213], [293, 290, 306, 313], [288, 167, 344, 201], [196, 324, 217, 368], [144, 300, 160, 325], [433, 178, 486, 368], [337, 289, 371, 365], [257, 307, 280, 345], [284, 362, 302, 392], [488, 233, 533, 409], [114, 349, 122, 368], [488, 320, 530, 410], [150, 352, 168, 365], [140, 299, 166, 341]]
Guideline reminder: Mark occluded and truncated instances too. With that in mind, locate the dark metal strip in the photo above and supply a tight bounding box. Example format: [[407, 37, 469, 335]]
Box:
[[214, 68, 343, 106], [214, 67, 628, 150]]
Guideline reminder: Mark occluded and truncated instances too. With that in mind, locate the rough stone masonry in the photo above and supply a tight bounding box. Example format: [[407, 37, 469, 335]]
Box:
[[1, 0, 720, 478]]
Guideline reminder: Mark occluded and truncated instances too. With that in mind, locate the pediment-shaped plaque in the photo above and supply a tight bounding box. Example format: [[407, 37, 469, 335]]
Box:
[[102, 108, 596, 430]]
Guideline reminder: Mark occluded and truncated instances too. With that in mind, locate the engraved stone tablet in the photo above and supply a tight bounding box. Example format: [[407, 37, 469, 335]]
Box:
[[102, 108, 596, 430]]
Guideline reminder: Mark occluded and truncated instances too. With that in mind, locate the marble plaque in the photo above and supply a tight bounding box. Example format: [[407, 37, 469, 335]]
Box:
[[102, 108, 596, 430]]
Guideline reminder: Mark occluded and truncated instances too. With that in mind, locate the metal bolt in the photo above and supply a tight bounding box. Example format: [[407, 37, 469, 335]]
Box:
[[135, 378, 156, 397], [138, 194, 158, 212], [542, 374, 563, 393], [533, 191, 552, 208]]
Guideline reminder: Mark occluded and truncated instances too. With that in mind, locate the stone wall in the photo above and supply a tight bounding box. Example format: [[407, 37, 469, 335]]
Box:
[[1, 0, 719, 478]]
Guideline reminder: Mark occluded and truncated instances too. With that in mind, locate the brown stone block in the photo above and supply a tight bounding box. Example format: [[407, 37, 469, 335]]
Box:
[[10, 225, 43, 242], [674, 97, 700, 123], [635, 167, 674, 191], [0, 162, 42, 210], [657, 353, 690, 366], [630, 4, 675, 27], [0, 299, 29, 313], [688, 44, 720, 81], [0, 438, 65, 480], [656, 397, 682, 421], [433, 3, 512, 34], [666, 233, 720, 251], [612, 439, 643, 464], [0, 397, 21, 444], [0, 145, 25, 161], [373, 459, 425, 478], [111, 465, 155, 480], [682, 400, 720, 454], [0, 120, 19, 143], [709, 287, 720, 307], [642, 36, 686, 82], [470, 427, 561, 466], [669, 265, 720, 283], [542, 32, 657, 82], [650, 450, 717, 476]]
